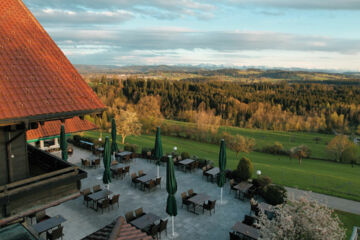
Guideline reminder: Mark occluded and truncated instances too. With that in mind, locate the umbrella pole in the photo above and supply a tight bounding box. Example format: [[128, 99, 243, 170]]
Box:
[[221, 187, 223, 204], [157, 165, 160, 178], [172, 216, 175, 237]]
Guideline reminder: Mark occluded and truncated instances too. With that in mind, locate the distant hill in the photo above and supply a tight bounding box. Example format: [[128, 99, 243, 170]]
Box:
[[75, 64, 360, 83]]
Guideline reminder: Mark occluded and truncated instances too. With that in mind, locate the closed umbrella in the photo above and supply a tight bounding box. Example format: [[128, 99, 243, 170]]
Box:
[[103, 136, 112, 189], [217, 139, 227, 204], [111, 118, 119, 154], [166, 156, 178, 238], [60, 125, 68, 161], [154, 126, 163, 178]]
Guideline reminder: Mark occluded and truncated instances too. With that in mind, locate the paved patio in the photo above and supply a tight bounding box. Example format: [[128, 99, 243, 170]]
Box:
[[48, 146, 250, 240]]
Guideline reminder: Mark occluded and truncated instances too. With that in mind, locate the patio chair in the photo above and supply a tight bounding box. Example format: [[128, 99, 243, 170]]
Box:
[[35, 210, 50, 223], [97, 199, 110, 214], [81, 188, 92, 206], [181, 192, 191, 209], [202, 167, 208, 179], [203, 200, 216, 215], [138, 170, 145, 177], [187, 189, 196, 198], [229, 232, 241, 240], [110, 194, 120, 209], [46, 226, 64, 240], [158, 219, 168, 238], [145, 180, 156, 192], [125, 211, 136, 223], [243, 215, 257, 226], [93, 185, 101, 193], [131, 173, 139, 187], [116, 168, 124, 179], [250, 198, 259, 215], [146, 223, 160, 240], [135, 207, 145, 218], [229, 179, 237, 194], [124, 166, 130, 176], [92, 159, 100, 168], [155, 177, 161, 188]]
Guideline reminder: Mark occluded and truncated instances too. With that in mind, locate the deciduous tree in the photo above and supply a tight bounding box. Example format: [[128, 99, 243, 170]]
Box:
[[290, 145, 311, 164], [115, 109, 142, 144], [326, 135, 353, 162]]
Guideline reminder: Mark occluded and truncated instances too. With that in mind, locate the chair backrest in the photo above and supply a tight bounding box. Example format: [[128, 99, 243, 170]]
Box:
[[125, 211, 135, 222], [230, 179, 235, 186], [188, 189, 194, 196], [155, 177, 161, 185], [150, 223, 160, 235], [138, 170, 144, 176], [181, 192, 187, 200], [117, 168, 123, 174], [149, 180, 155, 188], [159, 219, 168, 232], [35, 210, 47, 222], [93, 185, 101, 192], [102, 198, 110, 207], [135, 207, 143, 218], [82, 188, 91, 196], [111, 194, 120, 204], [124, 166, 130, 173], [202, 167, 207, 172], [131, 173, 137, 179], [210, 200, 216, 208]]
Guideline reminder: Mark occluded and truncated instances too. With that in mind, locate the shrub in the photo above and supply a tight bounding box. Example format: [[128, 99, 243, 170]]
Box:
[[262, 184, 287, 205], [253, 176, 272, 194], [124, 143, 138, 153], [197, 158, 209, 168], [261, 142, 288, 155], [181, 152, 190, 159], [232, 157, 254, 182]]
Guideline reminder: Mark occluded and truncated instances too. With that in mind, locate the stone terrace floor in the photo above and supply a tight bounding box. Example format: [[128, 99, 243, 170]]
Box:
[[49, 146, 250, 240]]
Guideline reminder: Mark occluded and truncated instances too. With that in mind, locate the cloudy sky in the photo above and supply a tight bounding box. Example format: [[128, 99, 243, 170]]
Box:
[[23, 0, 360, 71]]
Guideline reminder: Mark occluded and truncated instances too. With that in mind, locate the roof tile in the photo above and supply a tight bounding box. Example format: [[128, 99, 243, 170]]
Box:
[[0, 0, 105, 124]]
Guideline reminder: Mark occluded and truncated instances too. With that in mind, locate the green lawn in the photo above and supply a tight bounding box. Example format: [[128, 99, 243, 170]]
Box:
[[84, 131, 360, 202], [335, 210, 360, 239], [164, 119, 342, 160]]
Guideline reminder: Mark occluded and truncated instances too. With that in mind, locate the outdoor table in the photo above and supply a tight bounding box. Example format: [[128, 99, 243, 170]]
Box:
[[110, 163, 127, 171], [130, 213, 161, 230], [115, 151, 133, 162], [231, 221, 260, 240], [205, 167, 220, 182], [187, 193, 211, 214], [87, 189, 112, 210], [32, 215, 66, 235], [233, 182, 253, 199], [178, 159, 195, 172], [136, 174, 157, 190]]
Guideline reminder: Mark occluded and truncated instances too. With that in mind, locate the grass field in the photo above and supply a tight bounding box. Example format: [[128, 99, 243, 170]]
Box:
[[84, 130, 360, 202], [335, 210, 360, 239], [164, 119, 345, 160]]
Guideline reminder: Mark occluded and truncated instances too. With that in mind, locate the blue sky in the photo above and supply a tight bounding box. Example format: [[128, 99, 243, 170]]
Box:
[[23, 0, 360, 71]]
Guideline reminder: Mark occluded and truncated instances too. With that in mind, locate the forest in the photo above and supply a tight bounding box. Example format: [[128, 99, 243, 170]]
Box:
[[89, 76, 360, 134]]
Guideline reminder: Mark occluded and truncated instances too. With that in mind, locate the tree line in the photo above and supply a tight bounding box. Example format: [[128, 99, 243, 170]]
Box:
[[89, 76, 360, 134]]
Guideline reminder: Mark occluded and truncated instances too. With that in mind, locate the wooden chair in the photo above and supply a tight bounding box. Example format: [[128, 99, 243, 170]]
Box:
[[187, 189, 196, 198], [46, 226, 64, 240], [181, 192, 191, 209], [110, 194, 120, 209], [125, 211, 135, 223], [145, 180, 156, 191], [93, 159, 100, 168], [146, 223, 160, 240], [135, 207, 145, 218], [155, 177, 161, 188], [35, 210, 50, 223], [158, 219, 168, 238], [124, 166, 130, 176], [229, 179, 237, 193], [131, 173, 139, 187], [93, 185, 101, 193], [229, 232, 241, 240], [81, 188, 92, 207], [202, 167, 208, 179], [203, 200, 216, 215], [97, 199, 110, 214], [116, 168, 124, 179], [138, 170, 145, 177]]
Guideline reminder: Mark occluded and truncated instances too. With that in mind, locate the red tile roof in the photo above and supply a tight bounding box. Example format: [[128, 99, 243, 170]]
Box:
[[0, 0, 105, 125], [26, 117, 98, 141]]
